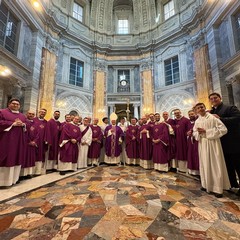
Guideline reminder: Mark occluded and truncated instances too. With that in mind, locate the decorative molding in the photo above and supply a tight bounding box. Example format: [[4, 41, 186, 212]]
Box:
[[61, 0, 67, 8], [94, 59, 107, 72]]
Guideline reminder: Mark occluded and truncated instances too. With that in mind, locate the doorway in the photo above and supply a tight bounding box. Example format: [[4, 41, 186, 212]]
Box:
[[115, 104, 134, 121]]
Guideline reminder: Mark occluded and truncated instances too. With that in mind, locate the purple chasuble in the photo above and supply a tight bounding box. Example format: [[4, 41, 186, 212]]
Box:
[[23, 119, 39, 168], [59, 123, 82, 163], [138, 124, 152, 160], [45, 118, 61, 160], [174, 116, 190, 161], [104, 125, 123, 157], [0, 108, 27, 167], [88, 125, 103, 158], [152, 123, 170, 164], [33, 117, 48, 162], [164, 119, 176, 160], [125, 125, 139, 159], [187, 120, 199, 171]]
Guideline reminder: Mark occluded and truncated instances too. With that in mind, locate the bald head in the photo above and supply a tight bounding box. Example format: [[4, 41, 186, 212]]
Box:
[[26, 110, 35, 120]]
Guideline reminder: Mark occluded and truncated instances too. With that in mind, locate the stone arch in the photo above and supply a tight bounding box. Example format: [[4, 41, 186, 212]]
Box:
[[156, 91, 195, 117], [55, 94, 92, 119]]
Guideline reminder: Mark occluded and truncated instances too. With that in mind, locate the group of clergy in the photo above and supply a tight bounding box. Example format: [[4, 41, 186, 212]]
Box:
[[0, 98, 198, 188], [1, 95, 240, 198]]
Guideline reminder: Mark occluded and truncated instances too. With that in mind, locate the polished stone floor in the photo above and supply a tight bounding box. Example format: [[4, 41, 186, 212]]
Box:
[[0, 166, 240, 240]]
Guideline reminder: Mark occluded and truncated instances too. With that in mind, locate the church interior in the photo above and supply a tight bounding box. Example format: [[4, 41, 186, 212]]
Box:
[[0, 0, 240, 239]]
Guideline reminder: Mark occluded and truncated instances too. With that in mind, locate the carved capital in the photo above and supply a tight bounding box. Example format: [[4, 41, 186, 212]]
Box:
[[190, 33, 206, 51], [45, 36, 59, 56], [94, 60, 107, 72], [140, 60, 153, 71], [226, 77, 240, 86]]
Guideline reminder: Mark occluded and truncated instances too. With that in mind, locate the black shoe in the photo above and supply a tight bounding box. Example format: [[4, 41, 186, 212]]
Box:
[[170, 168, 177, 173], [226, 188, 235, 194], [200, 187, 206, 192], [15, 180, 21, 184], [236, 189, 240, 196], [59, 171, 66, 175], [214, 193, 223, 198]]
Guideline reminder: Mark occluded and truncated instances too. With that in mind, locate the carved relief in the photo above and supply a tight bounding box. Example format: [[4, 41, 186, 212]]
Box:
[[133, 0, 139, 30], [142, 0, 148, 27], [59, 15, 66, 24], [150, 0, 156, 25], [90, 0, 98, 26], [107, 0, 114, 32], [98, 0, 105, 30], [162, 19, 176, 32]]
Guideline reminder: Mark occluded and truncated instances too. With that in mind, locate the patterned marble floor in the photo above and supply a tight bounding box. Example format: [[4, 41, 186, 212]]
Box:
[[0, 166, 240, 240]]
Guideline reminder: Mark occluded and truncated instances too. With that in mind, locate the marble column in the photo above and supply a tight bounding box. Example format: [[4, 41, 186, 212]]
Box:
[[193, 44, 212, 109], [38, 48, 57, 120], [93, 59, 106, 124], [140, 61, 154, 115]]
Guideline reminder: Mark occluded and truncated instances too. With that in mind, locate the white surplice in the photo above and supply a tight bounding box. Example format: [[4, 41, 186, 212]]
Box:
[[193, 112, 230, 194], [77, 125, 92, 168]]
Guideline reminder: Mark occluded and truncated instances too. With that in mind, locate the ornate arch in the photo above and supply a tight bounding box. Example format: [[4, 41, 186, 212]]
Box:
[[55, 94, 92, 117], [156, 91, 195, 117]]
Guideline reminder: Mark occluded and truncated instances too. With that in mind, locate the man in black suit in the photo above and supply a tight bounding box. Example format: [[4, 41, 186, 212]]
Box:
[[209, 92, 240, 196]]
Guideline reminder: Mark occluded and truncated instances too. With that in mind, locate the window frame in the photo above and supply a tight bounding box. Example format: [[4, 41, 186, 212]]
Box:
[[118, 19, 129, 34], [163, 0, 175, 21], [69, 57, 84, 87], [117, 69, 130, 92], [0, 2, 19, 54], [72, 1, 83, 22], [164, 55, 180, 86], [233, 11, 240, 52]]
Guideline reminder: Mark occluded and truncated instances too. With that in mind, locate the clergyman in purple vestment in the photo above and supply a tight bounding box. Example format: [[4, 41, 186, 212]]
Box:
[[104, 118, 123, 164], [138, 116, 153, 169], [58, 116, 82, 175], [162, 111, 177, 170], [88, 118, 103, 166], [125, 118, 140, 165], [0, 98, 27, 187], [152, 113, 170, 172], [20, 110, 39, 178], [187, 110, 199, 176], [33, 108, 48, 175], [45, 111, 61, 170], [173, 109, 191, 172]]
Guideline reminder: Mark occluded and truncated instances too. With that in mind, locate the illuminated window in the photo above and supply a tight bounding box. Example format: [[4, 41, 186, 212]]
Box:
[[69, 58, 84, 87], [164, 56, 180, 86], [73, 2, 83, 22], [0, 3, 18, 54], [164, 0, 175, 20], [234, 12, 240, 51], [118, 19, 129, 34]]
